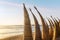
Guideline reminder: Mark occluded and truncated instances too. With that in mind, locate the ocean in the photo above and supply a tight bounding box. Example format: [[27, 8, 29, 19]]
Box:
[[0, 25, 35, 39]]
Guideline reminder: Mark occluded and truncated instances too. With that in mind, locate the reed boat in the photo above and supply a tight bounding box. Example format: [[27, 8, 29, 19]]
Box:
[[34, 6, 49, 40], [50, 16, 57, 40], [29, 8, 42, 40], [23, 4, 33, 40], [47, 18, 53, 40]]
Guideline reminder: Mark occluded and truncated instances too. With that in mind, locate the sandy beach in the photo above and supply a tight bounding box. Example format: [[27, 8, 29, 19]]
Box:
[[0, 33, 60, 40], [0, 33, 35, 40], [0, 34, 23, 40]]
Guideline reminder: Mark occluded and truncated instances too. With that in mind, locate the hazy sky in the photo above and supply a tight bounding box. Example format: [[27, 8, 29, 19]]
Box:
[[0, 0, 60, 25]]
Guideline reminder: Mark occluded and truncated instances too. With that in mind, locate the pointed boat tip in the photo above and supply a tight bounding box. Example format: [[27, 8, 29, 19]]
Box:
[[29, 8, 34, 15], [29, 8, 31, 13], [50, 16, 53, 18], [23, 3, 25, 5], [29, 8, 33, 15], [29, 8, 31, 11], [34, 6, 35, 8], [34, 6, 37, 10], [50, 16, 54, 20], [23, 3, 25, 7]]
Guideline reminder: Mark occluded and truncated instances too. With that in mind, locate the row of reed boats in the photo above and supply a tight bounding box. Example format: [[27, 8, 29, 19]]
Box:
[[23, 4, 60, 40]]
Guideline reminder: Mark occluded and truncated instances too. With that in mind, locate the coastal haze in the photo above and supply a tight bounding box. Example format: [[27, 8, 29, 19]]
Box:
[[0, 0, 60, 40], [0, 25, 23, 39]]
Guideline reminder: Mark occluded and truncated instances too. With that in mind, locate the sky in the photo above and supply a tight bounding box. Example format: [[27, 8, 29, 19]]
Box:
[[0, 0, 60, 25]]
